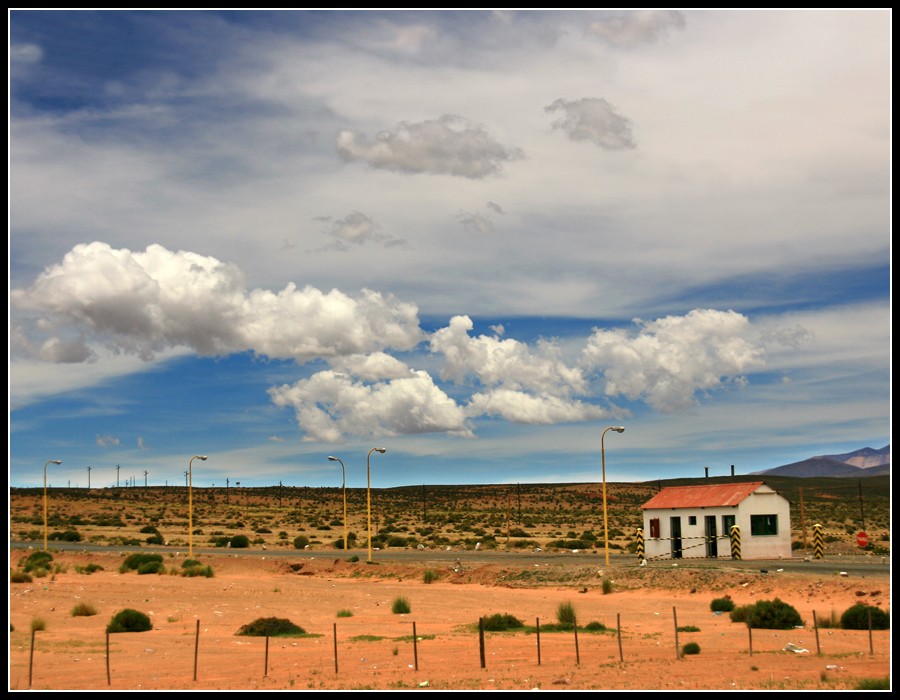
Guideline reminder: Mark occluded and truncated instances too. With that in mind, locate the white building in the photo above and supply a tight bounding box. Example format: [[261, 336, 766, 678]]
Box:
[[640, 481, 792, 561]]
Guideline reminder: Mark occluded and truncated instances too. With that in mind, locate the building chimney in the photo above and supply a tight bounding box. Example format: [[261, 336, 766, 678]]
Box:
[[731, 464, 735, 477], [705, 467, 709, 479]]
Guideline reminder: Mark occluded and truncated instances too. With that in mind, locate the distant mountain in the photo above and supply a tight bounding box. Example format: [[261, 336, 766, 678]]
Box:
[[753, 445, 890, 478]]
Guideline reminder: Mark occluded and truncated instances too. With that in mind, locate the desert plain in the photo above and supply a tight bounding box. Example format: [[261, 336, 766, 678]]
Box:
[[8, 481, 891, 691]]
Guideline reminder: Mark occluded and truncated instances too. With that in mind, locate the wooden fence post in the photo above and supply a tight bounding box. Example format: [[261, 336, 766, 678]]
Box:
[[479, 617, 486, 669], [617, 613, 624, 663], [193, 620, 200, 681]]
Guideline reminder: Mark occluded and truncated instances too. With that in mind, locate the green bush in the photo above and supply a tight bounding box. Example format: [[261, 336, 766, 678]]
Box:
[[601, 578, 613, 595], [840, 603, 890, 630], [556, 601, 577, 629], [237, 617, 306, 637], [583, 620, 608, 631], [710, 596, 735, 613], [423, 569, 439, 584], [72, 602, 97, 617], [121, 552, 163, 572], [181, 563, 214, 578], [293, 535, 310, 550], [22, 551, 54, 573], [682, 642, 701, 655], [482, 613, 524, 631], [31, 617, 46, 632], [229, 534, 250, 548], [75, 563, 104, 574], [855, 678, 890, 690], [391, 596, 411, 614], [10, 570, 32, 583], [107, 608, 152, 633], [137, 560, 166, 575], [49, 529, 83, 542], [730, 598, 804, 629]]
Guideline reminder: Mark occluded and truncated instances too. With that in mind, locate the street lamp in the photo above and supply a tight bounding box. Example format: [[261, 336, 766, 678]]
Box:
[[43, 459, 62, 551], [188, 455, 208, 558], [328, 456, 348, 553], [601, 426, 625, 567], [366, 447, 386, 562]]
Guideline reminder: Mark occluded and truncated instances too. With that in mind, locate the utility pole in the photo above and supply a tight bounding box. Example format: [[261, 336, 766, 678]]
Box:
[[858, 480, 866, 530], [116, 464, 120, 488], [144, 470, 148, 487], [86, 465, 91, 490]]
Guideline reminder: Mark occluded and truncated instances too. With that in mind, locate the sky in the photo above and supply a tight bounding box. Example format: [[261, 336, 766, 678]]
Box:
[[8, 9, 891, 490]]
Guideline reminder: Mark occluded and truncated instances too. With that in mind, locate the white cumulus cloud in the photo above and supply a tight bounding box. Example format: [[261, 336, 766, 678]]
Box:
[[580, 309, 766, 412], [268, 369, 471, 443], [11, 241, 424, 363]]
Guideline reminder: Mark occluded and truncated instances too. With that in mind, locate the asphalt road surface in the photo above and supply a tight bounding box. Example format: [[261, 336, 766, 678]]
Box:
[[10, 540, 890, 579]]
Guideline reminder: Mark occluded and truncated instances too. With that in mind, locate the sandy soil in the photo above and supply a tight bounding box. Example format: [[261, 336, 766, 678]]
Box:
[[8, 548, 890, 691]]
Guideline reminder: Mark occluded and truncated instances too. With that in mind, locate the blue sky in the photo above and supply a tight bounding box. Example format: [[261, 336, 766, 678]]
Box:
[[9, 10, 890, 489]]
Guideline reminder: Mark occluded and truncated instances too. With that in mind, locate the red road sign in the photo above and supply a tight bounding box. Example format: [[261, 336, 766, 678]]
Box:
[[856, 531, 869, 548]]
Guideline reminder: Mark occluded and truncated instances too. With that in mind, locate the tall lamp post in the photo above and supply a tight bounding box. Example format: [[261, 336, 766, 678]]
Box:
[[601, 426, 625, 567], [43, 459, 63, 551], [188, 455, 208, 558], [366, 447, 387, 563], [328, 456, 348, 553]]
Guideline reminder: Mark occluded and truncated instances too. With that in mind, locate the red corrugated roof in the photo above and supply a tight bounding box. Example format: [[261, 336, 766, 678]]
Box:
[[641, 482, 766, 510]]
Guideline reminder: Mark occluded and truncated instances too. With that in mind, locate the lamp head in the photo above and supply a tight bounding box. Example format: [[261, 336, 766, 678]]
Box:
[[51, 460, 62, 465], [612, 426, 625, 433], [375, 447, 387, 454], [197, 455, 208, 461], [328, 456, 339, 462]]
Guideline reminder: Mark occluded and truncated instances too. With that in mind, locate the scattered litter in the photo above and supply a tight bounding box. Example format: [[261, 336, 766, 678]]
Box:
[[418, 681, 429, 688], [825, 665, 840, 671], [551, 678, 571, 685], [783, 643, 809, 653], [839, 572, 848, 577]]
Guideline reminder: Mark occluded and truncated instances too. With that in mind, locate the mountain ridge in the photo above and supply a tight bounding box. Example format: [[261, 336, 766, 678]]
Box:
[[752, 444, 890, 478]]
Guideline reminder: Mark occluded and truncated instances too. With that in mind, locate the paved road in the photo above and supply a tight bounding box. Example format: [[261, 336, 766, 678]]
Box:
[[11, 540, 890, 579]]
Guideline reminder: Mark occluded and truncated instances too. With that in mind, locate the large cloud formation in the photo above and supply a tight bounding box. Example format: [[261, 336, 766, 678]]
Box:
[[10, 241, 424, 363], [12, 242, 773, 442], [580, 309, 766, 413]]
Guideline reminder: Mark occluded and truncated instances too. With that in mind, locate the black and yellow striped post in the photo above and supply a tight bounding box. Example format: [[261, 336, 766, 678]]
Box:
[[812, 523, 824, 559], [729, 524, 741, 560], [635, 527, 644, 562]]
